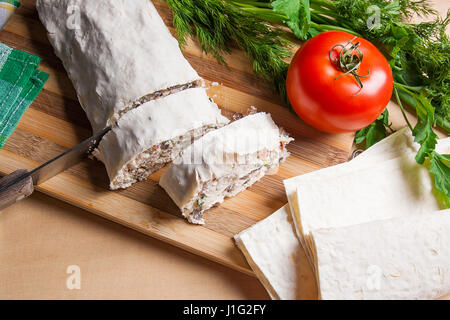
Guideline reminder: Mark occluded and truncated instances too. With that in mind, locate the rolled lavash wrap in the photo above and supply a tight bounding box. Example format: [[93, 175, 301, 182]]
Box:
[[37, 0, 229, 189], [160, 113, 293, 225], [235, 129, 450, 300], [36, 0, 202, 131]]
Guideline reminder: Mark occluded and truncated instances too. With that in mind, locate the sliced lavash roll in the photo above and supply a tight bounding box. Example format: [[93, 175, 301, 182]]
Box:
[[36, 0, 201, 131], [159, 113, 293, 225], [284, 130, 450, 266], [95, 88, 229, 190], [311, 209, 450, 300], [235, 131, 449, 300]]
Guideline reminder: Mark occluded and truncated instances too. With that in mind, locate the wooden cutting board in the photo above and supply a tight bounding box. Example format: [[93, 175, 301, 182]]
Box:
[[0, 0, 354, 276]]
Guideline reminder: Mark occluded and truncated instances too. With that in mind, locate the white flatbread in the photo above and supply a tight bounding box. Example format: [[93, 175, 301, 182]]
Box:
[[236, 129, 449, 300], [234, 205, 316, 300], [36, 0, 200, 131], [284, 129, 449, 263], [312, 209, 450, 300], [96, 88, 229, 188], [296, 154, 442, 235], [354, 127, 419, 162], [284, 128, 449, 223], [284, 129, 414, 241]]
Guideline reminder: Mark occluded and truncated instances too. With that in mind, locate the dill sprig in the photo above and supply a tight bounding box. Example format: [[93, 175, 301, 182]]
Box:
[[166, 0, 292, 103]]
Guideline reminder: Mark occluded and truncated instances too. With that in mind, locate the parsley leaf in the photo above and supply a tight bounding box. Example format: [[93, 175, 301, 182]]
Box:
[[272, 0, 311, 40], [429, 152, 450, 201], [412, 117, 439, 164], [355, 109, 392, 148]]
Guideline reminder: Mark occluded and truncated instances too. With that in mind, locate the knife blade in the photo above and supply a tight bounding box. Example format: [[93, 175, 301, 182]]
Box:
[[0, 126, 111, 209]]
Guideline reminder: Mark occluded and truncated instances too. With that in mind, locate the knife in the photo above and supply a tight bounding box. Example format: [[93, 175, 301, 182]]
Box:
[[0, 126, 111, 211]]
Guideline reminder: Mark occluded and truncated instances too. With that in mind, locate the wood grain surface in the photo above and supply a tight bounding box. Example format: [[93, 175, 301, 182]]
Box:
[[0, 0, 355, 275]]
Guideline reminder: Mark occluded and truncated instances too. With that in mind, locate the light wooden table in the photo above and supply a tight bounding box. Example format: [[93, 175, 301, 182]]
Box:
[[0, 192, 267, 299], [0, 0, 448, 300]]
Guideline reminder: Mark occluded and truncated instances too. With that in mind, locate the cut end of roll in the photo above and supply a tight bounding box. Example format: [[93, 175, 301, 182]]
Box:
[[160, 112, 294, 225]]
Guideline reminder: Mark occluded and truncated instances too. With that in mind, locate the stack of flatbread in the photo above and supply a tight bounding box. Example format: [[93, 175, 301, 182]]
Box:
[[235, 128, 450, 299]]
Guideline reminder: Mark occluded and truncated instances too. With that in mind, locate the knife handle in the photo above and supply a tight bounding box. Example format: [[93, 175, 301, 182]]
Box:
[[0, 169, 34, 211]]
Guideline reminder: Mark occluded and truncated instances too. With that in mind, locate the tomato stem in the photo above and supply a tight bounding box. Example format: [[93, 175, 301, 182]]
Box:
[[329, 37, 369, 94]]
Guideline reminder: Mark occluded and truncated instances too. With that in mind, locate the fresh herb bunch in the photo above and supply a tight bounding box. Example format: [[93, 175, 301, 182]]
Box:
[[165, 0, 450, 201], [303, 0, 450, 199], [233, 1, 449, 133]]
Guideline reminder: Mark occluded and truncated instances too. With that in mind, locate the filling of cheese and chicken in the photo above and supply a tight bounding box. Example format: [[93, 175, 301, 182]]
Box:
[[160, 112, 293, 225], [184, 147, 290, 224]]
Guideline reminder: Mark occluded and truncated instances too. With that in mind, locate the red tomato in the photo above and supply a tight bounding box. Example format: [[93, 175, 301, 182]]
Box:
[[286, 31, 393, 133]]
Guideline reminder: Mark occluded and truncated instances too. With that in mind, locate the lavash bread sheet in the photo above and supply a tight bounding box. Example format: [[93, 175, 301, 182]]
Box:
[[235, 129, 450, 300], [234, 204, 316, 300], [312, 209, 450, 300], [284, 129, 449, 264], [36, 0, 201, 131]]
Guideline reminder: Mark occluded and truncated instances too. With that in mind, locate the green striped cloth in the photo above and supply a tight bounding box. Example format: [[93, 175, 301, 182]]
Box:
[[0, 42, 49, 148], [0, 0, 21, 30]]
